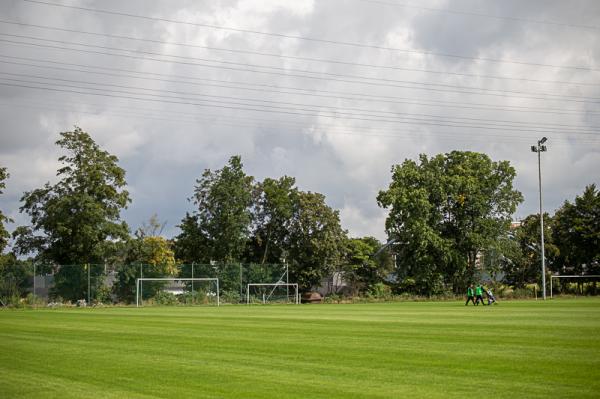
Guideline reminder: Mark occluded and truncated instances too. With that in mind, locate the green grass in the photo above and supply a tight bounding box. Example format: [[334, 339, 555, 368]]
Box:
[[1, 299, 599, 398]]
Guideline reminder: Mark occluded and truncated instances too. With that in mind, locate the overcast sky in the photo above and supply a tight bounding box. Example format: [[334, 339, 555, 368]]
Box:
[[0, 0, 598, 242]]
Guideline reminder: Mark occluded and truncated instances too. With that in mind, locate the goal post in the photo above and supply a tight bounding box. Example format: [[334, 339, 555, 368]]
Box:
[[136, 278, 219, 307], [550, 275, 600, 298], [246, 283, 299, 305]]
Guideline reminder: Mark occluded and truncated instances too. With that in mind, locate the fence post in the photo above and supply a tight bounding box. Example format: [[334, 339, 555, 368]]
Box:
[[87, 263, 91, 304], [191, 262, 195, 300], [32, 263, 36, 303], [239, 263, 243, 303]]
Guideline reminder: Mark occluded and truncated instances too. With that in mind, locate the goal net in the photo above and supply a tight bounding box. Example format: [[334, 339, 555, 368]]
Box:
[[136, 278, 219, 307], [550, 275, 600, 298], [246, 283, 299, 304]]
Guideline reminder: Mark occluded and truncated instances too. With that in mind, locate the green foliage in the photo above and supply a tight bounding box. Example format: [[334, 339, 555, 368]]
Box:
[[553, 184, 600, 275], [175, 156, 254, 264], [286, 191, 346, 291], [378, 151, 523, 295], [152, 290, 178, 306], [0, 166, 12, 253], [502, 214, 558, 287], [13, 127, 130, 301], [0, 257, 32, 305], [250, 176, 297, 264], [220, 289, 241, 304], [114, 235, 178, 303], [343, 236, 394, 295]]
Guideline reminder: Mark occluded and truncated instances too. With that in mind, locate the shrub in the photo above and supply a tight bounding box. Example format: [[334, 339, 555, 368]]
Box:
[[153, 291, 178, 306]]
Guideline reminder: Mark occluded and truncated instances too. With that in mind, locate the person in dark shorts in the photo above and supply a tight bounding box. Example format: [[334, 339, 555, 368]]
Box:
[[465, 284, 475, 306], [475, 284, 485, 305]]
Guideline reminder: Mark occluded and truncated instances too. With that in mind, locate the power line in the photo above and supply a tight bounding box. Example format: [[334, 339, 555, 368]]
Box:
[[2, 37, 599, 105], [1, 71, 596, 134], [1, 19, 597, 88], [2, 33, 596, 101], [2, 54, 595, 117], [21, 0, 600, 72], [1, 78, 598, 136], [349, 0, 600, 31], [2, 99, 598, 145]]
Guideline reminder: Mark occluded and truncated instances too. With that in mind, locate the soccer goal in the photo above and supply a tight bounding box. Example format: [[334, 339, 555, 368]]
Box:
[[550, 275, 600, 298], [246, 283, 299, 305], [136, 278, 219, 307]]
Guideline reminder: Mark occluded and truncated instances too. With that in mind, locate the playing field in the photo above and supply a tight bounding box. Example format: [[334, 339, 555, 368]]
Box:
[[1, 299, 599, 398]]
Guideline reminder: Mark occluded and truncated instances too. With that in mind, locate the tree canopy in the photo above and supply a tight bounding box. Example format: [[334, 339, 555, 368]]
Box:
[[553, 184, 600, 275], [13, 127, 130, 300], [377, 151, 523, 294], [0, 166, 11, 254]]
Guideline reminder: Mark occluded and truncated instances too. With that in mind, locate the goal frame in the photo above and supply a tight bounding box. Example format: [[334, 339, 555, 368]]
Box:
[[246, 283, 299, 305], [550, 275, 600, 298], [136, 277, 219, 307]]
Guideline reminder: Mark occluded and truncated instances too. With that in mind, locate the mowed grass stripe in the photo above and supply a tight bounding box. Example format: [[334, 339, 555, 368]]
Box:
[[1, 300, 599, 398]]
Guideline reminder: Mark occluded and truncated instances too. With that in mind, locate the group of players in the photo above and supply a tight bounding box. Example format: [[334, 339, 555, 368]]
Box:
[[465, 284, 497, 306]]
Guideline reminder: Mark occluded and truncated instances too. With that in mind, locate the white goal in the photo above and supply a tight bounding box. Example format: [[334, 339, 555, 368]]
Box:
[[550, 275, 600, 298], [246, 283, 299, 305], [136, 278, 219, 307]]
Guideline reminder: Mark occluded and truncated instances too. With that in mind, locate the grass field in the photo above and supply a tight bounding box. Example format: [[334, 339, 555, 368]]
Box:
[[1, 299, 599, 398]]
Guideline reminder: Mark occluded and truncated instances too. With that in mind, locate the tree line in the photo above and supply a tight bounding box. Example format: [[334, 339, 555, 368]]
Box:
[[1, 127, 598, 303]]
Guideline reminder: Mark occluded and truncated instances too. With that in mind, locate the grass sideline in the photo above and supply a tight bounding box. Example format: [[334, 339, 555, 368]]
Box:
[[1, 299, 599, 398]]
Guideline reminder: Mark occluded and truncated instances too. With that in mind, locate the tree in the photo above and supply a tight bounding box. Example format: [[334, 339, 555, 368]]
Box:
[[343, 236, 394, 295], [250, 176, 297, 264], [553, 184, 600, 276], [114, 234, 177, 303], [13, 127, 130, 301], [377, 151, 523, 294], [175, 156, 254, 263], [0, 166, 11, 254], [286, 191, 346, 292], [502, 214, 558, 288]]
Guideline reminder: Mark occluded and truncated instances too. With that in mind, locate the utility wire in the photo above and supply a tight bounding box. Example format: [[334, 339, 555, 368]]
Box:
[[349, 0, 600, 31], [0, 78, 597, 136], [1, 19, 597, 88], [21, 0, 600, 72], [2, 38, 599, 105], [2, 33, 595, 101], [2, 99, 597, 144], [1, 71, 596, 134], [1, 54, 595, 117]]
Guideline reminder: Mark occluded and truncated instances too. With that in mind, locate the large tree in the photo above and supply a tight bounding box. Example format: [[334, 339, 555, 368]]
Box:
[[175, 156, 254, 263], [286, 191, 346, 292], [13, 127, 130, 301], [377, 151, 523, 294], [553, 184, 600, 275], [249, 176, 298, 264]]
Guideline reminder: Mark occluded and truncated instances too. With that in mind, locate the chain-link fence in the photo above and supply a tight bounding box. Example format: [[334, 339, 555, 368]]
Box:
[[0, 262, 290, 306]]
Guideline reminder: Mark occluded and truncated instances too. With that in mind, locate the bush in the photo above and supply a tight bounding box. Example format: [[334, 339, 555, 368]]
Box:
[[368, 283, 392, 300], [153, 291, 178, 306], [96, 284, 113, 304], [220, 290, 240, 304]]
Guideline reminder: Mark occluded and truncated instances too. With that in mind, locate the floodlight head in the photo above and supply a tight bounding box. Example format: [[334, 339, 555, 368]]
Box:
[[531, 145, 537, 152], [540, 145, 547, 152], [539, 137, 548, 144]]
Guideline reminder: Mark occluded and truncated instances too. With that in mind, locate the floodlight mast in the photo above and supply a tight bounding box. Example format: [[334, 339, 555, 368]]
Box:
[[531, 137, 548, 300]]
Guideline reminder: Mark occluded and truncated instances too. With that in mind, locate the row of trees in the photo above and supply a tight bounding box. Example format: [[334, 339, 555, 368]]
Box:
[[0, 128, 389, 302], [1, 127, 598, 301]]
